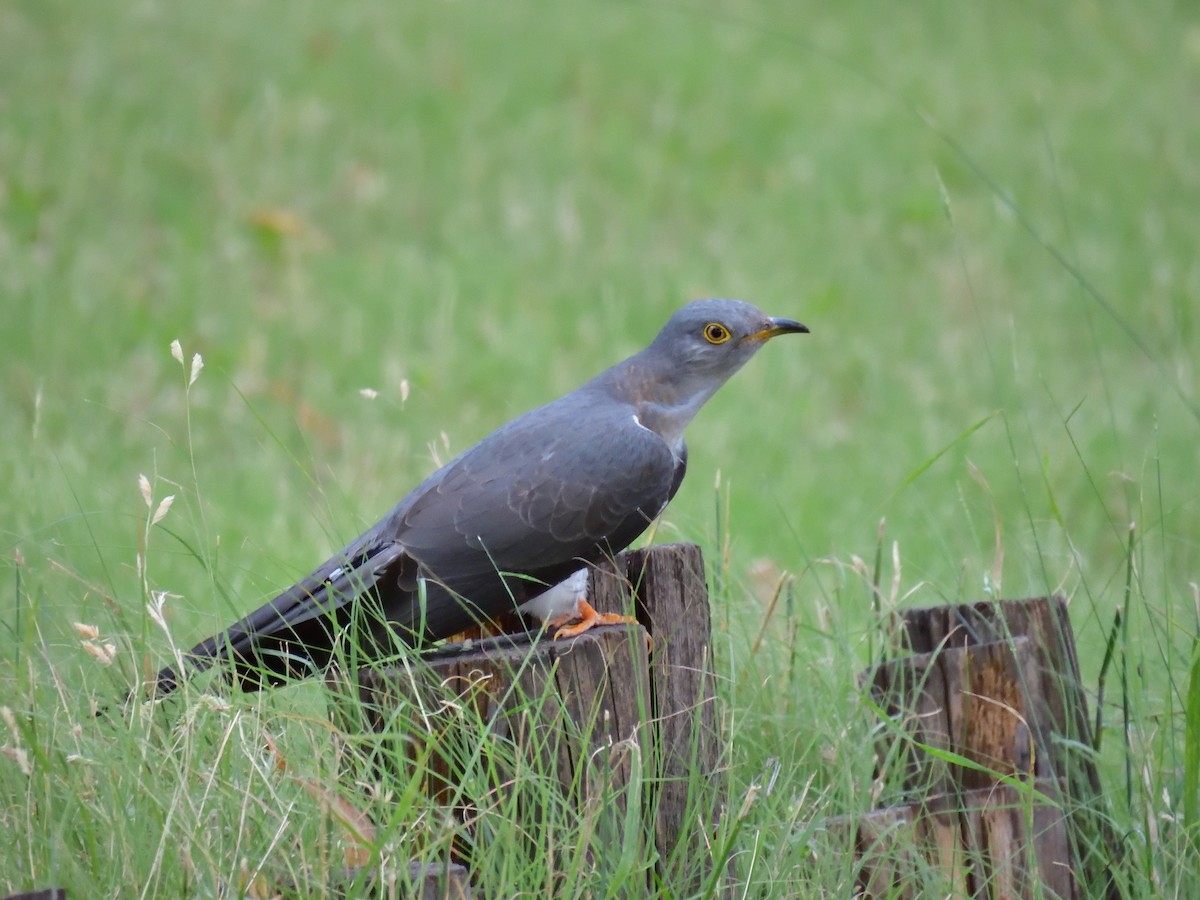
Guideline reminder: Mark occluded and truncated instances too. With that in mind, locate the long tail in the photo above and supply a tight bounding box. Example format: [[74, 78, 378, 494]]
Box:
[[144, 542, 411, 698]]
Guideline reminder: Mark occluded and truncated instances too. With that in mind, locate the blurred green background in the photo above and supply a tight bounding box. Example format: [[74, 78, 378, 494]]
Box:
[[2, 0, 1199, 891], [5, 0, 1195, 659]]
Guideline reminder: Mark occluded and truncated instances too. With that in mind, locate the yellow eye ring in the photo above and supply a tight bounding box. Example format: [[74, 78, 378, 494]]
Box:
[[703, 322, 731, 344]]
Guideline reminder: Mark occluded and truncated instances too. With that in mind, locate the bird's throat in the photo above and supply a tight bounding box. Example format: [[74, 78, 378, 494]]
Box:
[[604, 353, 727, 455], [633, 390, 714, 459]]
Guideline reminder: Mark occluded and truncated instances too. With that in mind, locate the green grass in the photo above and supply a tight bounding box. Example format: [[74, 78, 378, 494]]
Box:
[[2, 0, 1199, 894]]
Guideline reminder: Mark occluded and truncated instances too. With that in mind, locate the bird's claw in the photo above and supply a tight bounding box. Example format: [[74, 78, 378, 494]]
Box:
[[549, 598, 653, 650]]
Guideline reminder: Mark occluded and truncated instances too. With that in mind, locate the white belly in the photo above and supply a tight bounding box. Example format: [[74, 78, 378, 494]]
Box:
[[517, 568, 589, 622]]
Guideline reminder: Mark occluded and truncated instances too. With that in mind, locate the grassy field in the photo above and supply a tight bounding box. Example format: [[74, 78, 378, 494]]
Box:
[[2, 0, 1198, 894]]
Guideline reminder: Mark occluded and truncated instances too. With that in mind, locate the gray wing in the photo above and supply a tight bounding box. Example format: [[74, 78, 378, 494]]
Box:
[[374, 399, 683, 631]]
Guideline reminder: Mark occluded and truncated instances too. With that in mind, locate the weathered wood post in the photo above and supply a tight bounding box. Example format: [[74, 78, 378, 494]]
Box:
[[855, 597, 1123, 899], [338, 543, 725, 894], [590, 542, 725, 885]]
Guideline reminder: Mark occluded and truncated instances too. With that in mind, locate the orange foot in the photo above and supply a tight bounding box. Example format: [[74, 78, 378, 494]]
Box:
[[549, 598, 638, 640]]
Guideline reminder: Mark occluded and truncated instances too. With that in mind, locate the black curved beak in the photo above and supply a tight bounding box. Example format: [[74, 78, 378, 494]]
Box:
[[745, 317, 810, 342]]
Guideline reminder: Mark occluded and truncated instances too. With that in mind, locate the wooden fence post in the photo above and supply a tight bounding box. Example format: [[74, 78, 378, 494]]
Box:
[[591, 542, 725, 888], [857, 597, 1123, 899], [338, 543, 726, 894]]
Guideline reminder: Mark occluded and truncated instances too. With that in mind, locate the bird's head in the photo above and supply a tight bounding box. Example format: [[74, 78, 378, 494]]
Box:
[[648, 298, 809, 381], [578, 297, 809, 452]]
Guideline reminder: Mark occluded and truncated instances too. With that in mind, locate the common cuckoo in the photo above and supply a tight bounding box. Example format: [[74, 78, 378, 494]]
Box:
[[150, 299, 807, 696]]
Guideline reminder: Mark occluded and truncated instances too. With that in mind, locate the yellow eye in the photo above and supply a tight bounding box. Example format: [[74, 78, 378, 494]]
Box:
[[703, 322, 731, 344]]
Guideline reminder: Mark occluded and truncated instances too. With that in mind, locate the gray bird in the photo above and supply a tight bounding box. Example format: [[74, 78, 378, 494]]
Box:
[[150, 299, 807, 697]]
